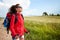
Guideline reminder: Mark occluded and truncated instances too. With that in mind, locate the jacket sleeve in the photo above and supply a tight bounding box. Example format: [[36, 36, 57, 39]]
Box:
[[10, 14, 17, 36], [24, 27, 28, 33]]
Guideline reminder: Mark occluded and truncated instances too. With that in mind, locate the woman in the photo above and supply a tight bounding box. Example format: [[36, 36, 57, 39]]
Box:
[[6, 4, 29, 40]]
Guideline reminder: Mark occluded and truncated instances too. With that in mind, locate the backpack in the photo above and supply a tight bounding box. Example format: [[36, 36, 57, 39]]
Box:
[[3, 14, 18, 34], [3, 17, 10, 28]]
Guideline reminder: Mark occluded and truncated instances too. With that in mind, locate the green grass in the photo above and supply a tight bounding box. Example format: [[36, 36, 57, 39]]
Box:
[[24, 16, 60, 40]]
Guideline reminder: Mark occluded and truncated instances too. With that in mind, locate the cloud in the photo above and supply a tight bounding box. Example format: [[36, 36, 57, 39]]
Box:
[[23, 9, 43, 16], [0, 0, 30, 17], [0, 2, 9, 7], [2, 0, 30, 9], [23, 7, 60, 16]]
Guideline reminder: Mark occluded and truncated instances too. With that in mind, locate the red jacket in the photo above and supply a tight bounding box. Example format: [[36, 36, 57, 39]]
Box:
[[6, 13, 28, 37]]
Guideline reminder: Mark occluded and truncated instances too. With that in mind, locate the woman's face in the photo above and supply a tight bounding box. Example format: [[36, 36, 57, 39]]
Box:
[[16, 8, 22, 13]]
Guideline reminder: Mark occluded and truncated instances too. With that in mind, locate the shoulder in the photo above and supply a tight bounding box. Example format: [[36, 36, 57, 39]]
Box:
[[21, 14, 23, 17], [11, 14, 15, 18], [7, 12, 11, 16], [6, 12, 12, 18], [7, 12, 15, 16], [7, 12, 15, 17]]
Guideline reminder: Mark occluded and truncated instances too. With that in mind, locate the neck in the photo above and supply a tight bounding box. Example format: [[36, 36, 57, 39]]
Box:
[[17, 12, 20, 13], [17, 12, 22, 14]]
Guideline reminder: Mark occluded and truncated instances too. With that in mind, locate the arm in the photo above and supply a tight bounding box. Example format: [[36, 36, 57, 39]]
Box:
[[24, 27, 29, 33], [21, 14, 28, 33], [10, 14, 16, 36]]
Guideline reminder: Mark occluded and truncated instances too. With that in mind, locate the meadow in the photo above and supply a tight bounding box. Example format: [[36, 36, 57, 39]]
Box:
[[24, 16, 60, 40], [0, 16, 60, 40]]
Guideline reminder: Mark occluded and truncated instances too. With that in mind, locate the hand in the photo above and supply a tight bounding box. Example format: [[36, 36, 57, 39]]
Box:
[[15, 35, 19, 39], [27, 32, 30, 35]]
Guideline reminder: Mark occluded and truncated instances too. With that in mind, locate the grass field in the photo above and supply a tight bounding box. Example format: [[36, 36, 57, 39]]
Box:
[[24, 16, 60, 40], [0, 16, 60, 40]]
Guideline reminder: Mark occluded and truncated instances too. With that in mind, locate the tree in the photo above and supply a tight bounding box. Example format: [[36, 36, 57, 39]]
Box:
[[42, 12, 48, 16], [57, 14, 60, 16]]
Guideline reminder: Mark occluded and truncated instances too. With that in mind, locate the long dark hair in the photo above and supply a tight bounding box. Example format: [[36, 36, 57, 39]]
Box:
[[9, 4, 22, 14], [9, 5, 16, 14]]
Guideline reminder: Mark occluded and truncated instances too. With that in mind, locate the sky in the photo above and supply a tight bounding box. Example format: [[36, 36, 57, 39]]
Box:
[[0, 0, 60, 17]]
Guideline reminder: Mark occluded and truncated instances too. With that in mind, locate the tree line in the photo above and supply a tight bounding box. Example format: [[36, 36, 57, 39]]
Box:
[[42, 12, 60, 16]]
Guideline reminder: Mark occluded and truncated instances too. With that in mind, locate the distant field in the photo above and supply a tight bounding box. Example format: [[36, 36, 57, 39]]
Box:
[[24, 16, 60, 23], [24, 16, 60, 40]]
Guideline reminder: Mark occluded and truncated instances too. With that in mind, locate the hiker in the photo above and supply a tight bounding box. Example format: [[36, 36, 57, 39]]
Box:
[[5, 4, 29, 40]]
